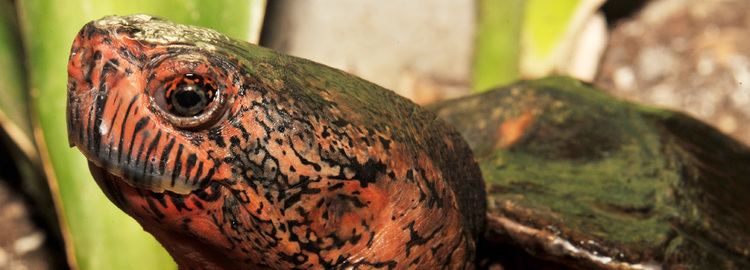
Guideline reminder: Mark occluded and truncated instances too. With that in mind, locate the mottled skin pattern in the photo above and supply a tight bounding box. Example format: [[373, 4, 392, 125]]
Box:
[[66, 15, 486, 269]]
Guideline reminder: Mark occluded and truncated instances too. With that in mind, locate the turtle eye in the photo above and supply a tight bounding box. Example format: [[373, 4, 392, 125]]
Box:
[[165, 74, 216, 117], [146, 54, 236, 130], [150, 70, 227, 130]]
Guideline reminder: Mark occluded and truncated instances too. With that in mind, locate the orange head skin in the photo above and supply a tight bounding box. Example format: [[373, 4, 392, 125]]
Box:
[[67, 15, 486, 269]]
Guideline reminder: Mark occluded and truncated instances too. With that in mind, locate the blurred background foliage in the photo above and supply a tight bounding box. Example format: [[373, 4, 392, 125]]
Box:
[[0, 0, 748, 269]]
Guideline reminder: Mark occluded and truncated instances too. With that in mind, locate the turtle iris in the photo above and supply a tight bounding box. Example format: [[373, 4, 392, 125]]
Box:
[[164, 74, 216, 117], [146, 55, 234, 130]]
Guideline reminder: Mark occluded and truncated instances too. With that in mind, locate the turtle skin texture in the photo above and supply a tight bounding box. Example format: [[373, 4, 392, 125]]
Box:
[[66, 15, 486, 269]]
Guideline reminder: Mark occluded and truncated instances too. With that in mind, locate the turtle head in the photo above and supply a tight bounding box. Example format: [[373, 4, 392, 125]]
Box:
[[66, 15, 484, 269], [66, 15, 276, 267], [66, 14, 243, 194]]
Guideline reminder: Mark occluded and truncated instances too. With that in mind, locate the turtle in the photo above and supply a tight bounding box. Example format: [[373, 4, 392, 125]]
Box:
[[65, 15, 750, 269], [66, 15, 485, 269]]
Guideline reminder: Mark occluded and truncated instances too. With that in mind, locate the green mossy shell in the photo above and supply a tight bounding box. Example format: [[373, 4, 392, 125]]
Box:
[[431, 76, 750, 269]]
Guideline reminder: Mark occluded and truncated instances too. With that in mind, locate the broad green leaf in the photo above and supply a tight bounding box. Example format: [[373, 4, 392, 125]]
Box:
[[473, 0, 606, 91], [17, 1, 266, 269], [520, 0, 605, 77], [472, 0, 525, 93]]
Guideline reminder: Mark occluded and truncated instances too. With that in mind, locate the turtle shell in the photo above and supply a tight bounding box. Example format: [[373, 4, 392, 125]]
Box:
[[431, 77, 750, 270]]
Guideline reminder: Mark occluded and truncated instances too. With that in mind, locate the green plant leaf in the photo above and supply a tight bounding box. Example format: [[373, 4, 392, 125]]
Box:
[[520, 0, 605, 77], [16, 1, 266, 269], [472, 0, 526, 93], [473, 0, 606, 92]]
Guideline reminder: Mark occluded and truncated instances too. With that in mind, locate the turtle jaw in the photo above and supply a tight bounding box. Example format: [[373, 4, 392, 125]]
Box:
[[87, 161, 133, 211], [85, 160, 241, 270], [85, 160, 197, 208]]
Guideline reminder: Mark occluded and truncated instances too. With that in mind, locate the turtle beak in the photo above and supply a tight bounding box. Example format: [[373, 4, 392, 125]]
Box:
[[67, 21, 101, 149], [66, 21, 133, 152]]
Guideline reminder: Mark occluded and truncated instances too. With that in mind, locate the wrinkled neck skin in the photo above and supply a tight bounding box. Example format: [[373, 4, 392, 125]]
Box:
[[68, 15, 485, 269]]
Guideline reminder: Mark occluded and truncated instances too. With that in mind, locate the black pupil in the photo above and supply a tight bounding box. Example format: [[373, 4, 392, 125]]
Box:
[[168, 74, 213, 117], [175, 87, 202, 108]]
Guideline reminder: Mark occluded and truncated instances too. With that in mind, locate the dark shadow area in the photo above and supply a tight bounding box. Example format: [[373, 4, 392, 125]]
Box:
[[258, 0, 287, 49], [475, 237, 574, 270], [0, 139, 69, 269], [601, 0, 650, 27]]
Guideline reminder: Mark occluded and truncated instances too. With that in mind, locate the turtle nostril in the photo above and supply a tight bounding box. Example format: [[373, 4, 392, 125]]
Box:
[[67, 54, 87, 94], [67, 34, 98, 93], [68, 37, 114, 95]]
